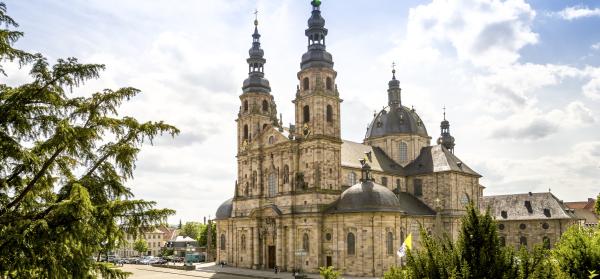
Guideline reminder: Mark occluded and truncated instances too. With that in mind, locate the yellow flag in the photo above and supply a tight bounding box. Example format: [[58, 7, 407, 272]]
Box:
[[397, 233, 412, 257]]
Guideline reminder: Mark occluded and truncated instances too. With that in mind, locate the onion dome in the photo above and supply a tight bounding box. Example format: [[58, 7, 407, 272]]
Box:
[[300, 0, 334, 70], [215, 198, 233, 220], [243, 18, 271, 93], [332, 159, 402, 213]]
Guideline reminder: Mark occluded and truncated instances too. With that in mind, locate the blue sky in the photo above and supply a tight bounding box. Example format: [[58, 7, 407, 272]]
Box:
[[4, 0, 600, 223]]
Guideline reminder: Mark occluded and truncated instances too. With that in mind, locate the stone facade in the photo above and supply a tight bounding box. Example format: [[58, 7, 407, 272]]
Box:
[[214, 2, 580, 277]]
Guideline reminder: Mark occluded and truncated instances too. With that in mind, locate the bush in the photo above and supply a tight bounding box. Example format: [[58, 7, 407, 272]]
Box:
[[319, 266, 341, 279]]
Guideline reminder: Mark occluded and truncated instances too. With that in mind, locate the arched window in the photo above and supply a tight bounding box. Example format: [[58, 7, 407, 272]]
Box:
[[263, 123, 268, 131], [283, 165, 290, 184], [499, 236, 506, 247], [268, 136, 275, 144], [252, 171, 257, 188], [262, 100, 269, 112], [348, 172, 357, 185], [381, 177, 388, 186], [519, 236, 527, 248], [303, 105, 310, 123], [386, 232, 394, 255], [399, 142, 408, 162], [326, 77, 332, 90], [302, 233, 310, 252], [243, 125, 249, 140], [244, 182, 249, 196], [303, 77, 309, 91], [543, 236, 551, 249], [268, 173, 277, 197], [326, 105, 333, 122], [243, 100, 248, 112], [347, 232, 355, 255], [220, 234, 226, 250]]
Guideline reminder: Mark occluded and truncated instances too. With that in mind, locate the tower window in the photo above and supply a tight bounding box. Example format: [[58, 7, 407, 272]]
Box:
[[268, 172, 277, 197], [348, 172, 357, 185], [263, 124, 268, 130], [543, 236, 551, 249], [326, 77, 332, 90], [262, 100, 269, 112], [347, 232, 355, 255], [303, 105, 310, 123], [220, 234, 226, 250], [326, 105, 333, 122], [268, 136, 275, 144], [399, 142, 408, 163], [243, 100, 248, 112], [381, 177, 388, 186], [303, 77, 309, 91], [413, 179, 423, 197], [243, 125, 249, 140], [386, 232, 393, 255], [519, 236, 527, 248]]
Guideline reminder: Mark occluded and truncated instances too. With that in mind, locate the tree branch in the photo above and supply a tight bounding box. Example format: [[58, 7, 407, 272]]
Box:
[[0, 145, 65, 216]]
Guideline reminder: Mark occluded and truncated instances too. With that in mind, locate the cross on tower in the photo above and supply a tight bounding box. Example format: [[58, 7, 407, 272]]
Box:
[[443, 105, 446, 120], [254, 9, 258, 20], [391, 62, 396, 79]]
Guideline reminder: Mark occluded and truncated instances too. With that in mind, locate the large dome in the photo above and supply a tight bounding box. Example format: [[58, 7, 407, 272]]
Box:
[[365, 105, 428, 140], [215, 198, 233, 220], [331, 180, 402, 213]]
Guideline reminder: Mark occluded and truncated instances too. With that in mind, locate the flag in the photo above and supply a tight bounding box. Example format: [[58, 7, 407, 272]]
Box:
[[397, 233, 412, 257]]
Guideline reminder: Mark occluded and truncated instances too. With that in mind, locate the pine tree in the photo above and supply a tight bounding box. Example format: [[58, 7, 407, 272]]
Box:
[[0, 3, 177, 278]]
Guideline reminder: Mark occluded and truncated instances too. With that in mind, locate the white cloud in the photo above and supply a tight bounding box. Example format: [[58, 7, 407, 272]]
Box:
[[405, 0, 538, 67], [592, 42, 600, 50], [583, 77, 600, 100], [556, 6, 600, 20]]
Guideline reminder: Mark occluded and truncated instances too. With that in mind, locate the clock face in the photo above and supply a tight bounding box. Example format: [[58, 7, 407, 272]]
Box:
[[460, 193, 469, 205]]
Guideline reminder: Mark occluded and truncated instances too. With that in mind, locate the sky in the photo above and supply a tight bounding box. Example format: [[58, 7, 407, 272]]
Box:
[[4, 0, 600, 224]]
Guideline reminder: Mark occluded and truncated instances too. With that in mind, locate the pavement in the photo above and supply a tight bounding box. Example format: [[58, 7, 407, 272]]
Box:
[[119, 262, 380, 279], [194, 262, 379, 279]]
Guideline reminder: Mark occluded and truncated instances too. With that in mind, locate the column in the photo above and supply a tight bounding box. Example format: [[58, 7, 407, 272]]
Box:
[[276, 219, 283, 269], [253, 224, 260, 269]]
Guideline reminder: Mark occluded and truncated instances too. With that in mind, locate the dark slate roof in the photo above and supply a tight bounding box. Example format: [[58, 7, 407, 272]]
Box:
[[215, 198, 233, 220], [327, 180, 435, 216], [341, 140, 404, 174], [328, 180, 402, 213], [404, 145, 480, 177], [365, 105, 428, 140], [396, 192, 436, 215], [482, 192, 578, 221]]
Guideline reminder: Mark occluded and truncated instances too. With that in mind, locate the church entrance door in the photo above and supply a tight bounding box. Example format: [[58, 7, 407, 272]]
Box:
[[326, 256, 332, 267], [267, 246, 276, 269]]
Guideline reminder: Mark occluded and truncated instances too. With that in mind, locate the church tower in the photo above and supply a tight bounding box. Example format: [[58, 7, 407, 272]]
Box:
[[437, 108, 456, 153], [293, 0, 342, 192], [237, 18, 278, 152]]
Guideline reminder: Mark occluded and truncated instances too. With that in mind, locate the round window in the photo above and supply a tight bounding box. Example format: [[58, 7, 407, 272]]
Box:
[[325, 233, 332, 241], [519, 223, 526, 230], [542, 222, 549, 230], [498, 224, 505, 230]]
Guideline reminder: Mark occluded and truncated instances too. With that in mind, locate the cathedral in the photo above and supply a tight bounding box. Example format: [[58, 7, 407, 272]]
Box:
[[214, 1, 580, 277]]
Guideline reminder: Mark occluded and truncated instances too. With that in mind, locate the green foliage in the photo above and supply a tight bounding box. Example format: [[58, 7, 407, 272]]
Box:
[[385, 202, 600, 279], [0, 2, 178, 278], [133, 239, 148, 255], [319, 266, 341, 279], [383, 266, 408, 279], [182, 221, 202, 240], [552, 225, 600, 279]]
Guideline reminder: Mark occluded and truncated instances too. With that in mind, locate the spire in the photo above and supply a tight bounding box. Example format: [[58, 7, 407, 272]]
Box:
[[388, 62, 401, 108], [437, 106, 456, 153], [300, 0, 333, 70], [243, 12, 270, 94]]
